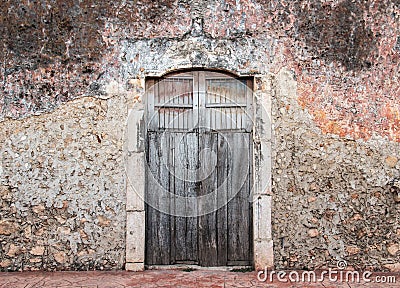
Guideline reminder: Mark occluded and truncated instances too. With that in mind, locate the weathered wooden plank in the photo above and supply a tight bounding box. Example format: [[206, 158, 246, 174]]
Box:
[[216, 81, 222, 130], [184, 132, 199, 262], [213, 82, 218, 130], [146, 79, 156, 131], [204, 80, 211, 130], [158, 80, 165, 129], [238, 79, 247, 130], [185, 79, 193, 131], [187, 79, 194, 130], [155, 103, 193, 108], [198, 71, 206, 129], [167, 79, 174, 129], [193, 72, 199, 129], [227, 133, 252, 263], [168, 132, 176, 263], [248, 133, 254, 263], [216, 133, 228, 265], [245, 79, 253, 132], [145, 132, 158, 264], [173, 132, 198, 263], [198, 132, 218, 266], [177, 81, 183, 130], [145, 132, 172, 265], [159, 132, 172, 265], [234, 81, 239, 130], [206, 103, 247, 108]]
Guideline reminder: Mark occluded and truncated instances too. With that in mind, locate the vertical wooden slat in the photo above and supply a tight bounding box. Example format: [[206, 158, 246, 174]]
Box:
[[222, 82, 227, 130], [198, 132, 218, 266], [183, 79, 187, 130], [164, 80, 170, 129], [234, 80, 239, 130], [174, 80, 179, 130], [229, 81, 234, 130], [192, 72, 199, 129], [144, 134, 153, 264], [171, 79, 178, 129], [205, 80, 211, 130], [179, 80, 184, 130], [172, 80, 176, 130], [240, 80, 245, 130], [160, 132, 172, 265], [225, 80, 230, 130], [227, 133, 251, 264], [245, 79, 253, 132], [166, 80, 170, 129], [186, 132, 199, 261], [216, 133, 228, 265], [248, 133, 254, 263], [215, 81, 221, 130], [145, 132, 171, 265], [146, 79, 155, 130], [168, 80, 173, 129], [198, 71, 206, 130], [173, 133, 198, 263], [188, 79, 194, 130], [171, 132, 181, 263], [158, 80, 165, 129], [213, 82, 217, 130], [243, 80, 248, 130], [169, 132, 176, 263], [227, 80, 232, 129], [189, 79, 193, 130], [145, 132, 156, 264], [182, 80, 187, 130]]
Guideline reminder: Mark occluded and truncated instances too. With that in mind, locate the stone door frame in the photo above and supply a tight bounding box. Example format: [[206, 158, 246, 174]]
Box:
[[124, 67, 273, 271]]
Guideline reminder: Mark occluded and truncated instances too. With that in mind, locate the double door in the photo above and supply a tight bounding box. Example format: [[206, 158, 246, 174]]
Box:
[[145, 71, 253, 266]]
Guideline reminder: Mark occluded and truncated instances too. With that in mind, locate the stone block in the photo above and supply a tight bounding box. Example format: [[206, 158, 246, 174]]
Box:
[[253, 195, 272, 240], [254, 240, 274, 271], [127, 108, 145, 153], [126, 211, 145, 263], [126, 153, 145, 212], [125, 262, 145, 271]]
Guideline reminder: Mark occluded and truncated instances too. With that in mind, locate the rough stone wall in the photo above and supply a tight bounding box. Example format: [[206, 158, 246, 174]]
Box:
[[0, 0, 399, 271], [0, 95, 127, 270], [272, 70, 399, 271]]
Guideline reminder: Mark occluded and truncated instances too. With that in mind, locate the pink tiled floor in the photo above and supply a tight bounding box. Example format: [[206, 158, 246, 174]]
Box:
[[0, 270, 398, 288]]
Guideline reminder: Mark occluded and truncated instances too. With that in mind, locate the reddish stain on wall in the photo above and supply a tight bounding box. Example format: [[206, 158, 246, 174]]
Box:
[[291, 1, 400, 142]]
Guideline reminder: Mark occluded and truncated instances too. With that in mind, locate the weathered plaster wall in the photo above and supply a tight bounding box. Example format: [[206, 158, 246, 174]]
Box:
[[0, 0, 399, 271]]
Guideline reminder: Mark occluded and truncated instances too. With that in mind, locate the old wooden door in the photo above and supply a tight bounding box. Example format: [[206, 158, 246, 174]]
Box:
[[145, 71, 253, 266]]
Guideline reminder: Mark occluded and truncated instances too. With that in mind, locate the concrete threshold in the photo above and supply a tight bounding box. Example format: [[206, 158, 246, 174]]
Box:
[[145, 264, 253, 272]]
